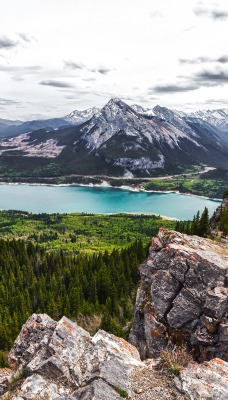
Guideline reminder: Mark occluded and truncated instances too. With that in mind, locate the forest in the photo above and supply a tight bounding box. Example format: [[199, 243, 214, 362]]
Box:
[[0, 237, 148, 365], [0, 210, 176, 367]]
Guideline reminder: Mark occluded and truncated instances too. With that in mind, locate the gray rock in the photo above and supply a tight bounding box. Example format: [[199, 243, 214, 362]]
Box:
[[151, 269, 182, 318], [177, 358, 228, 399], [219, 323, 228, 342], [8, 314, 142, 400], [73, 379, 123, 400], [129, 229, 228, 361], [167, 288, 202, 328]]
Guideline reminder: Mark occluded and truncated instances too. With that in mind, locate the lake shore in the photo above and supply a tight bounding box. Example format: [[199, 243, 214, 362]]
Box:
[[0, 180, 222, 201]]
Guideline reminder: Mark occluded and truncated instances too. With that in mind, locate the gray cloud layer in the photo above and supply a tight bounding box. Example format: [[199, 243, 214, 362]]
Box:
[[0, 97, 19, 105], [149, 66, 228, 94], [179, 55, 228, 64], [64, 60, 111, 75], [39, 80, 74, 88], [149, 84, 198, 93], [0, 36, 18, 49], [194, 6, 228, 20]]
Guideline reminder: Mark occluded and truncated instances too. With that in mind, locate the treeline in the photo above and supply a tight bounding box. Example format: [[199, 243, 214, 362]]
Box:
[[0, 238, 149, 352], [175, 207, 209, 236], [176, 190, 228, 237]]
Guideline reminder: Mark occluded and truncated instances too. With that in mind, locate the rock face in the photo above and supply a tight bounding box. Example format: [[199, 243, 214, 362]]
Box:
[[129, 229, 228, 361], [6, 313, 142, 399], [176, 358, 228, 400]]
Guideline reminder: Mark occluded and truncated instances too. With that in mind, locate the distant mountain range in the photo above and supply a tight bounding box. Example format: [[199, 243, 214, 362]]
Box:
[[0, 98, 228, 177]]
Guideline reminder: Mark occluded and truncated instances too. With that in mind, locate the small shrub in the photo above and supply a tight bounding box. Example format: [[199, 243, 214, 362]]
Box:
[[9, 368, 28, 390], [114, 386, 128, 398], [160, 343, 193, 376]]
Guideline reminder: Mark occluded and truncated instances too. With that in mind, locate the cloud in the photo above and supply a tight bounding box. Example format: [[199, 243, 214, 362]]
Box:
[[64, 60, 111, 75], [149, 84, 199, 93], [194, 68, 228, 84], [0, 97, 19, 105], [194, 6, 228, 20], [0, 65, 42, 81], [64, 60, 85, 70], [82, 77, 96, 82], [17, 32, 31, 43], [179, 56, 212, 64], [217, 55, 228, 63], [0, 65, 41, 73], [39, 80, 75, 88], [206, 98, 228, 105], [0, 36, 18, 49], [179, 55, 228, 64], [210, 9, 228, 20], [97, 66, 111, 75]]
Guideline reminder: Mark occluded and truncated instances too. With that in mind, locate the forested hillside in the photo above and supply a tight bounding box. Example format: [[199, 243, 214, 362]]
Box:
[[0, 238, 148, 359]]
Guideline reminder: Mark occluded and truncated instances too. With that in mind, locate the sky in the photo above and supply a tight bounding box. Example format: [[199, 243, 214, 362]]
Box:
[[0, 0, 228, 120]]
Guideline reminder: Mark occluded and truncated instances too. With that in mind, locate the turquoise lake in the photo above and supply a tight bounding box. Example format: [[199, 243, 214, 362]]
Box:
[[0, 184, 221, 219]]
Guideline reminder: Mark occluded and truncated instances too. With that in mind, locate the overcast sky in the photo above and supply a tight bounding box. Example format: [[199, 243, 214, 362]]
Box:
[[0, 0, 228, 120]]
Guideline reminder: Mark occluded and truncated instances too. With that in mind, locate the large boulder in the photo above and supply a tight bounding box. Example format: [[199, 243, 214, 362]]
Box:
[[129, 229, 228, 361], [7, 313, 142, 399]]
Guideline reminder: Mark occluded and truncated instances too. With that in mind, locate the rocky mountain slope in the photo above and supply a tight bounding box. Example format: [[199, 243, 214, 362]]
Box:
[[0, 99, 228, 177]]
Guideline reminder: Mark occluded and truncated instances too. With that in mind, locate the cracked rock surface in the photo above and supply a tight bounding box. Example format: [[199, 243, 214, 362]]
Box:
[[6, 313, 142, 399], [129, 229, 228, 361]]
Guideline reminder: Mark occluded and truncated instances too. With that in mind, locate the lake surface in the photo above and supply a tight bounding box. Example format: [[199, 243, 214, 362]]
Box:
[[0, 184, 221, 219]]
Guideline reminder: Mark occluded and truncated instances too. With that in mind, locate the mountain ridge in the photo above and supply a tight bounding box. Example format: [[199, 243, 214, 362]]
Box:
[[0, 98, 228, 177]]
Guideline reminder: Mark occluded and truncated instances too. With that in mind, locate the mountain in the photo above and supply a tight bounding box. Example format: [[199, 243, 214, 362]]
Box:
[[0, 117, 73, 138], [65, 106, 101, 125], [190, 108, 228, 132], [0, 98, 228, 177], [0, 117, 22, 136], [189, 108, 228, 145]]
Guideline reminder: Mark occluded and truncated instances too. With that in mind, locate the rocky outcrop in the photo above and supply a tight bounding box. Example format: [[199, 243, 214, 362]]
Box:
[[4, 313, 142, 399], [129, 229, 228, 361], [176, 358, 228, 400]]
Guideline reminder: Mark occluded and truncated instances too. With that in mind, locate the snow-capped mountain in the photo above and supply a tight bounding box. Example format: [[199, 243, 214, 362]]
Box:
[[190, 109, 228, 131], [65, 106, 101, 125], [80, 99, 200, 150], [0, 99, 228, 177]]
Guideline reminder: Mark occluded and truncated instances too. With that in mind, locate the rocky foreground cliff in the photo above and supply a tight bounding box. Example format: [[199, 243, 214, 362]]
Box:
[[0, 314, 188, 400], [129, 229, 228, 362]]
